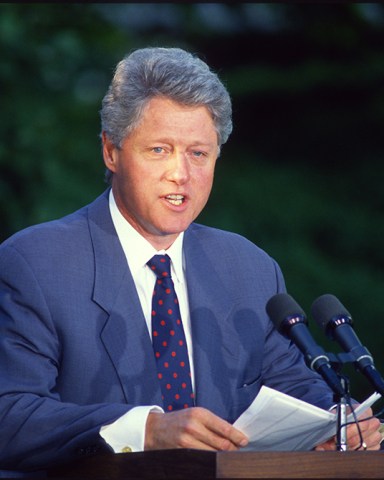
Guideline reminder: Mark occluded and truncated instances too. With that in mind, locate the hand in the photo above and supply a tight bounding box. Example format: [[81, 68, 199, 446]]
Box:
[[315, 407, 382, 451], [145, 407, 249, 451]]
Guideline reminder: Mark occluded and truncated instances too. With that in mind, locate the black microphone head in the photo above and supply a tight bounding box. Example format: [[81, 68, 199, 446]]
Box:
[[310, 294, 353, 338], [266, 293, 306, 334], [267, 293, 348, 397]]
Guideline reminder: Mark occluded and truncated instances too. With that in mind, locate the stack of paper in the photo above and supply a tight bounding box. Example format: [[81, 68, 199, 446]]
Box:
[[233, 386, 381, 451]]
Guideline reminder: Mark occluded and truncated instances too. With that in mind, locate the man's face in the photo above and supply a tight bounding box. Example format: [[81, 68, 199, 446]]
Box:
[[103, 96, 219, 250]]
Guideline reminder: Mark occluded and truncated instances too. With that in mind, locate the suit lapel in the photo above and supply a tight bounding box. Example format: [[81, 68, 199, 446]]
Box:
[[87, 192, 162, 406], [85, 194, 241, 414], [184, 227, 240, 420]]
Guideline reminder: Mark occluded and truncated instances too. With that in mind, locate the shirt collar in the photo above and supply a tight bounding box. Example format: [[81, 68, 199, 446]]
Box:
[[109, 190, 185, 283]]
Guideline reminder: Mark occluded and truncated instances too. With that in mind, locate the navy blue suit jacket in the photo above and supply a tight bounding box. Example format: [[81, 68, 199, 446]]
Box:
[[0, 190, 334, 472]]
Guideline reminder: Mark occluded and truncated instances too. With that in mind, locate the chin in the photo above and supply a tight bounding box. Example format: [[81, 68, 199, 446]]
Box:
[[161, 218, 193, 234]]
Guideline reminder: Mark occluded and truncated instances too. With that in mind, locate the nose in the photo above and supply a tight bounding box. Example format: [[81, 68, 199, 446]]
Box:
[[166, 151, 190, 185]]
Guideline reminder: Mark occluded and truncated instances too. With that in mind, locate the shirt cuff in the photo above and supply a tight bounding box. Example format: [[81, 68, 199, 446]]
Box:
[[99, 405, 164, 453]]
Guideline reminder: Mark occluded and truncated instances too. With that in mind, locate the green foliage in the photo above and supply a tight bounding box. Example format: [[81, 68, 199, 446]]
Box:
[[0, 4, 130, 234], [1, 3, 384, 401]]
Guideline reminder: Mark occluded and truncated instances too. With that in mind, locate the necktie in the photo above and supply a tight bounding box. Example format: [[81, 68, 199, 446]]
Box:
[[147, 254, 194, 411]]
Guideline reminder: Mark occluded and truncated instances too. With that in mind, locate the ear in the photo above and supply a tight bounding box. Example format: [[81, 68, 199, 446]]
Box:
[[102, 131, 118, 174]]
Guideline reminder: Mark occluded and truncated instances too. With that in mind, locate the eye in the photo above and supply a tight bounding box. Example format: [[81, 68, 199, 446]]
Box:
[[152, 147, 165, 154], [192, 150, 205, 157]]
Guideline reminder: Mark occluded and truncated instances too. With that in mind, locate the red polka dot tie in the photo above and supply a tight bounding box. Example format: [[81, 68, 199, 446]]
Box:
[[147, 254, 194, 411]]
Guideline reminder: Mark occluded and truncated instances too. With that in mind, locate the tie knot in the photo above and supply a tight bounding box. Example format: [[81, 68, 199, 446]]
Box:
[[147, 254, 172, 279]]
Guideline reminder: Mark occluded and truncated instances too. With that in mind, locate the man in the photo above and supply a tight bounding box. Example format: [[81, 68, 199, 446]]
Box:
[[0, 47, 381, 475]]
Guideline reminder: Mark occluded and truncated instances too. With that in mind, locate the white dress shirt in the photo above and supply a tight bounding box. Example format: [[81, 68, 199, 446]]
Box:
[[100, 190, 194, 453]]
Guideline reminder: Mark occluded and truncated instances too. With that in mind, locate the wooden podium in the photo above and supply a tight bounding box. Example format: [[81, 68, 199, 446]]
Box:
[[48, 449, 384, 479]]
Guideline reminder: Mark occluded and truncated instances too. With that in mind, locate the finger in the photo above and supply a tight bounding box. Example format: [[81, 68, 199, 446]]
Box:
[[347, 417, 382, 450], [203, 413, 248, 449], [145, 408, 247, 451], [181, 408, 248, 451], [315, 438, 336, 451], [352, 430, 382, 450]]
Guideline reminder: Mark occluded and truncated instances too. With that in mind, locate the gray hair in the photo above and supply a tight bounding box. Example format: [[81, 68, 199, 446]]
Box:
[[100, 47, 232, 182]]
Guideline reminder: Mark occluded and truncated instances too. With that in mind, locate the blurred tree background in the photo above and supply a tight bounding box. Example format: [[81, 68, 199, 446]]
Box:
[[1, 3, 384, 402]]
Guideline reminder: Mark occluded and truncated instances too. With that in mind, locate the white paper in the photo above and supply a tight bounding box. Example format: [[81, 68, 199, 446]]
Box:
[[233, 386, 381, 451]]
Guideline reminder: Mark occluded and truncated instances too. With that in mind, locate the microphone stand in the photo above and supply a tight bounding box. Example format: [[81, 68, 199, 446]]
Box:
[[328, 352, 355, 451], [334, 376, 350, 452]]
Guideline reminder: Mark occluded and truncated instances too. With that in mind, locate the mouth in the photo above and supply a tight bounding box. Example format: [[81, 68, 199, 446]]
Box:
[[164, 194, 185, 206]]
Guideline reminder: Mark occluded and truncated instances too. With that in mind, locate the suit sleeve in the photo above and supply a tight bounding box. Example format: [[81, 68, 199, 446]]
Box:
[[0, 245, 131, 471]]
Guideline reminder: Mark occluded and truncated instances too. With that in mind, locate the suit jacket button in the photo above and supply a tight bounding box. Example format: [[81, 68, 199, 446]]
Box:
[[121, 446, 132, 453]]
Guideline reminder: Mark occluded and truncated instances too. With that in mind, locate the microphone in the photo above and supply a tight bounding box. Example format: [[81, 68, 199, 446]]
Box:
[[266, 293, 345, 396], [311, 293, 384, 397]]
